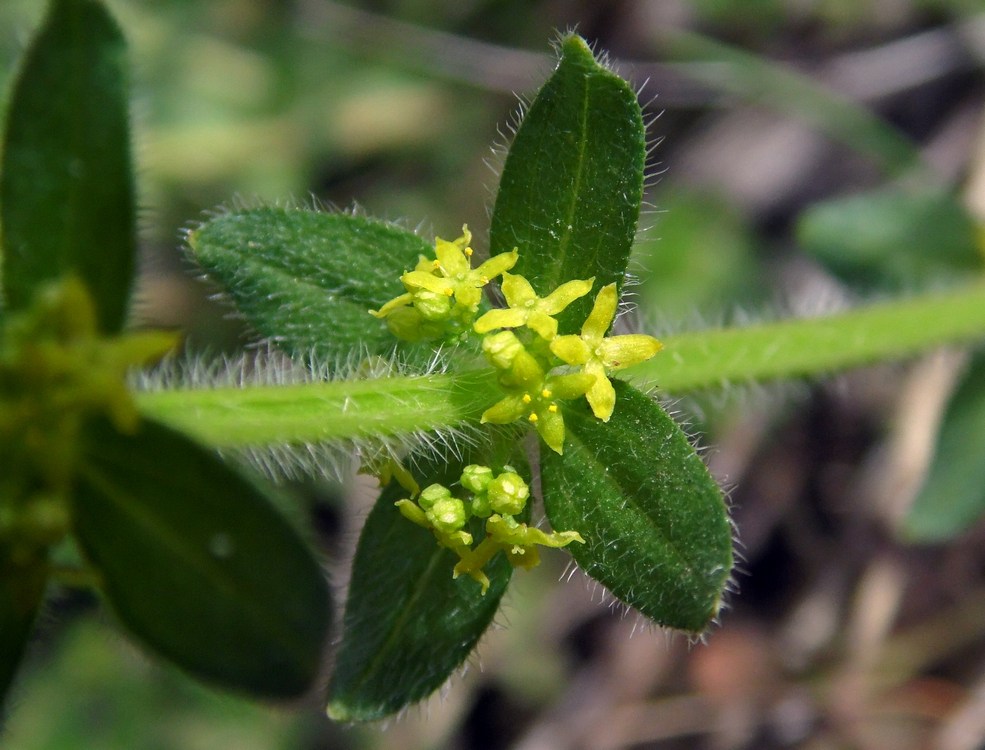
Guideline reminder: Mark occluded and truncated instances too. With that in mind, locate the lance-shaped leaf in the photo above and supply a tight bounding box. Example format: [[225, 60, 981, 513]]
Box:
[[902, 352, 985, 542], [187, 209, 433, 362], [1, 0, 135, 333], [490, 35, 645, 334], [327, 443, 527, 721], [541, 381, 732, 632], [0, 550, 47, 710], [73, 417, 330, 699]]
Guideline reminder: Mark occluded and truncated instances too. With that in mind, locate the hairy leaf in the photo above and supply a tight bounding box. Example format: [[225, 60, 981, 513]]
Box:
[[542, 381, 732, 632], [328, 442, 526, 721], [490, 35, 645, 334], [187, 208, 433, 362], [74, 418, 330, 698], [1, 0, 135, 332]]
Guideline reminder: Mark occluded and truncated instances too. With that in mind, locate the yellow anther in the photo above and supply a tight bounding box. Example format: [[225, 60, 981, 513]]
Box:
[[541, 388, 552, 398], [432, 259, 442, 270], [479, 276, 489, 285], [528, 412, 538, 423], [444, 288, 454, 297], [464, 247, 473, 257], [548, 403, 558, 413], [522, 393, 532, 404]]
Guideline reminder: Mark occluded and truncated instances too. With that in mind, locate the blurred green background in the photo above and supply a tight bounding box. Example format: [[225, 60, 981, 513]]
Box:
[[3, 1, 985, 748]]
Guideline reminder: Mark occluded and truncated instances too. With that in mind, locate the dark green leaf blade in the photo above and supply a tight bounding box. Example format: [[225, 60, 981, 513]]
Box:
[[902, 352, 985, 542], [542, 381, 732, 632], [327, 444, 525, 721], [187, 208, 433, 361], [0, 550, 46, 711], [490, 35, 645, 334], [1, 0, 135, 332], [74, 418, 330, 699]]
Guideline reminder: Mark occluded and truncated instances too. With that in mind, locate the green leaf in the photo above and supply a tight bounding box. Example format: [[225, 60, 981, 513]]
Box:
[[187, 208, 433, 362], [73, 417, 330, 699], [902, 351, 985, 542], [798, 186, 983, 289], [541, 381, 732, 632], [327, 443, 525, 721], [0, 550, 46, 711], [489, 35, 645, 334], [0, 0, 135, 333]]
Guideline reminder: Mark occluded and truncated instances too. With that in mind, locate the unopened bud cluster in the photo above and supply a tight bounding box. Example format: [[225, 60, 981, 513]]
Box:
[[395, 465, 583, 592]]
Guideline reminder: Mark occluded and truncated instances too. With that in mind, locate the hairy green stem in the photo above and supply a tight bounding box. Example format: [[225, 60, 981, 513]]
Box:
[[134, 369, 500, 448], [134, 283, 985, 448], [627, 280, 985, 392]]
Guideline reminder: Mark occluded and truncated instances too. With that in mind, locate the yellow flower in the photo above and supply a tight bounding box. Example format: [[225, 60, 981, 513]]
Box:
[[369, 226, 518, 333], [550, 283, 662, 421], [474, 272, 594, 340], [399, 226, 518, 313], [480, 368, 596, 454]]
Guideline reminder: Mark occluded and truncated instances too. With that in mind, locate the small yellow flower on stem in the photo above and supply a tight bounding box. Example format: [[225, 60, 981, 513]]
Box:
[[550, 283, 662, 421], [474, 272, 594, 340], [369, 226, 518, 337], [480, 368, 595, 454], [400, 227, 518, 314]]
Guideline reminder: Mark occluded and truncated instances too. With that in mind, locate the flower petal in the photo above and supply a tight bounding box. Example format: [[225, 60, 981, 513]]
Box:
[[526, 310, 558, 340], [522, 526, 585, 549], [369, 292, 413, 318], [435, 237, 469, 277], [500, 272, 537, 308], [474, 307, 526, 333], [600, 334, 663, 370], [539, 277, 594, 315], [584, 360, 616, 421], [535, 408, 566, 454], [475, 248, 519, 282], [582, 282, 617, 339], [402, 270, 452, 295], [550, 334, 591, 365], [480, 394, 527, 424], [454, 284, 482, 311], [549, 371, 597, 399]]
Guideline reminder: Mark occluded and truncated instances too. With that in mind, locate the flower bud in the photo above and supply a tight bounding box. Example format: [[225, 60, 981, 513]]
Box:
[[426, 497, 468, 533], [418, 483, 452, 511], [482, 330, 524, 370], [460, 464, 494, 494], [414, 289, 453, 321], [487, 472, 530, 516]]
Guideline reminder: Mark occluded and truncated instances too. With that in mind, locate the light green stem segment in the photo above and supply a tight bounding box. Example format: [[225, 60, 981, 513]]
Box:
[[627, 280, 985, 393], [134, 369, 500, 448], [134, 282, 985, 448]]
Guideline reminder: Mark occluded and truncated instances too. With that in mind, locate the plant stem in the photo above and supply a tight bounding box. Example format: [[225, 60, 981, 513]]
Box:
[[134, 369, 500, 448], [133, 282, 985, 448], [627, 280, 985, 393]]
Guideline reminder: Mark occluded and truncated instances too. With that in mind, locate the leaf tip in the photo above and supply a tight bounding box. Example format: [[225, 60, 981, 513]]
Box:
[[326, 700, 355, 723]]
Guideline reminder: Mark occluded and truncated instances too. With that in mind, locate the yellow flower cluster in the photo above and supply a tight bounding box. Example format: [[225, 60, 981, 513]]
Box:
[[395, 465, 584, 593], [0, 279, 177, 557], [370, 226, 517, 341], [370, 228, 663, 454]]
